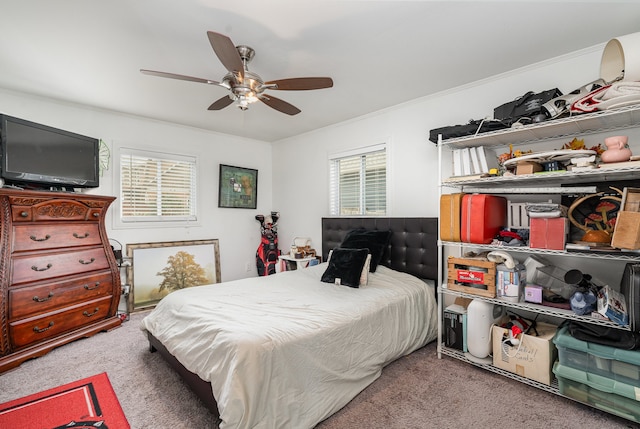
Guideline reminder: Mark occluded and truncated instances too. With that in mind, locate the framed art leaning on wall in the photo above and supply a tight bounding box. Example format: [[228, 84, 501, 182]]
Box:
[[218, 164, 258, 209], [126, 239, 221, 312]]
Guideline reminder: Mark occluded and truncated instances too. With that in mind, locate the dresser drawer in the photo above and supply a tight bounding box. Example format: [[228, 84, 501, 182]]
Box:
[[11, 247, 110, 285], [8, 271, 115, 320], [13, 223, 102, 252], [10, 199, 104, 222], [9, 296, 113, 349]]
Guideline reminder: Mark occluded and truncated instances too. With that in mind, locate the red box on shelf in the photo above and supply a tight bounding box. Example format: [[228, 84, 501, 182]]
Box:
[[460, 194, 507, 244], [529, 217, 568, 250]]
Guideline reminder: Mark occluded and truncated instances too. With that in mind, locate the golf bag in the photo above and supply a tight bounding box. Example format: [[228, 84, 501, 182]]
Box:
[[255, 212, 280, 276]]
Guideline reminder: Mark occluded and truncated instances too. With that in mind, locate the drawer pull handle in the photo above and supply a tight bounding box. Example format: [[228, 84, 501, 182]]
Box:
[[83, 307, 100, 317], [33, 292, 54, 302], [31, 263, 52, 272], [29, 234, 51, 242], [92, 212, 100, 218], [33, 321, 54, 333], [79, 258, 96, 265], [84, 282, 101, 290], [20, 211, 28, 218], [73, 232, 90, 239]]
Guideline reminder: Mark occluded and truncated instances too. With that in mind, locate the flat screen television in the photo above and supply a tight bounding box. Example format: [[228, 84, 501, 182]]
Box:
[[0, 114, 100, 189]]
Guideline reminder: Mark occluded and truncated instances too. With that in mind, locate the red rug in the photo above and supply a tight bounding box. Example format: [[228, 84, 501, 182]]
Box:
[[0, 372, 130, 429]]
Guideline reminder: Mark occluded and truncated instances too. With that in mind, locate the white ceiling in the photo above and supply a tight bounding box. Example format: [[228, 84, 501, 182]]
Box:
[[1, 1, 640, 142]]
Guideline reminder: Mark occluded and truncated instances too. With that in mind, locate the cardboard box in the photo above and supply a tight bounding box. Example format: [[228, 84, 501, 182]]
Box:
[[612, 211, 640, 249], [612, 188, 640, 250], [492, 321, 559, 385], [597, 285, 629, 326], [524, 285, 543, 304], [515, 161, 543, 175], [529, 217, 568, 250], [496, 264, 526, 302], [621, 187, 640, 212]]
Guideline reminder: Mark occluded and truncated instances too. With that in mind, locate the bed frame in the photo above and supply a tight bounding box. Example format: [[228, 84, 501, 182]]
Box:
[[147, 217, 439, 418]]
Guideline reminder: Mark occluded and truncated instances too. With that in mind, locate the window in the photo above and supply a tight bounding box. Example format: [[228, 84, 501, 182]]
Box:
[[120, 149, 197, 222], [329, 144, 386, 216]]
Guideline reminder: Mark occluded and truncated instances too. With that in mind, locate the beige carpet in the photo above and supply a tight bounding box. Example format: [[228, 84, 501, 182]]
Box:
[[0, 311, 636, 429]]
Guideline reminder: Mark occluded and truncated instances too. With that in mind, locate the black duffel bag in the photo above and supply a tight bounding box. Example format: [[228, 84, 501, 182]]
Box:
[[428, 118, 510, 144], [494, 88, 562, 124], [566, 320, 640, 350]]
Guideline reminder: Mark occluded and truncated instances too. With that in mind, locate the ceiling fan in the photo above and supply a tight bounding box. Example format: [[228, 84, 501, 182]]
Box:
[[141, 31, 333, 115]]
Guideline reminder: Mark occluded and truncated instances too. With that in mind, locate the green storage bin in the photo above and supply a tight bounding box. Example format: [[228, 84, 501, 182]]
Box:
[[553, 362, 640, 422], [553, 325, 640, 387]]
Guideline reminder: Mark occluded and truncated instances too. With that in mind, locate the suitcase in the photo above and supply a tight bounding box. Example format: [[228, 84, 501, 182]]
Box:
[[461, 194, 507, 244], [620, 263, 640, 332], [440, 193, 464, 242]]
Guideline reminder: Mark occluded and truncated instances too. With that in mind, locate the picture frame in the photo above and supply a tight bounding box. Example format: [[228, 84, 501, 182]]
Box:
[[218, 164, 258, 209], [126, 239, 221, 313]]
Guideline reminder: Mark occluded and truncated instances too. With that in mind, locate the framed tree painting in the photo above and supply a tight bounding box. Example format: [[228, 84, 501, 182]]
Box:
[[126, 239, 221, 312], [218, 164, 258, 209]]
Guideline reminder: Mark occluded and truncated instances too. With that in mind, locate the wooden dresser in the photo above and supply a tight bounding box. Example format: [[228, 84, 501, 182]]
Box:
[[0, 189, 122, 373]]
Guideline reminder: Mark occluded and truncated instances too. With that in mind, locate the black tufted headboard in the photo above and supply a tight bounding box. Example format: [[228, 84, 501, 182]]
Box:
[[321, 217, 439, 281]]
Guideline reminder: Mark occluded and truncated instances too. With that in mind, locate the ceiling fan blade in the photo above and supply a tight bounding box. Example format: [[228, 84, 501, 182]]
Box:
[[259, 95, 301, 116], [207, 31, 244, 81], [265, 77, 333, 91], [208, 96, 234, 111], [140, 69, 224, 86]]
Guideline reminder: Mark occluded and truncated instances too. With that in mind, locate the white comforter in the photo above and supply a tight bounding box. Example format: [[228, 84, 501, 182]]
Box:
[[140, 263, 437, 429]]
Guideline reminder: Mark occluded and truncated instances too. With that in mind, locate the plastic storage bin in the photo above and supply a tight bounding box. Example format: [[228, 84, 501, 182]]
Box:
[[553, 362, 640, 422], [553, 325, 640, 387]]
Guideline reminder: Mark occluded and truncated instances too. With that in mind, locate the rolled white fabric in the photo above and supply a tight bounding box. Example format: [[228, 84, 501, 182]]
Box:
[[602, 81, 640, 100]]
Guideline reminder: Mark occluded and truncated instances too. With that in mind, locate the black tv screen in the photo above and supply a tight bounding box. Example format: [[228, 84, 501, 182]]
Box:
[[0, 114, 99, 189]]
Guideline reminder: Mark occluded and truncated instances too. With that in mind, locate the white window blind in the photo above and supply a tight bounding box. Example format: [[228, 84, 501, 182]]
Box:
[[329, 145, 386, 216], [120, 150, 197, 222]]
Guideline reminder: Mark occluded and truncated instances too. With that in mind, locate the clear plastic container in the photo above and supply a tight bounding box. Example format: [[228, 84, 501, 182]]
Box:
[[554, 362, 640, 422], [535, 265, 575, 299], [553, 325, 640, 387]]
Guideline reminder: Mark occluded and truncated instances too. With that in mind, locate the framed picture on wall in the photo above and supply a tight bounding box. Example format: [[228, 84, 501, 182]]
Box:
[[126, 239, 221, 312], [218, 164, 258, 209]]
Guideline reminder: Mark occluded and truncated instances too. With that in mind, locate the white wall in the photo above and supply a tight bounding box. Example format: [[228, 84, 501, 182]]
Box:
[[0, 88, 273, 281], [271, 45, 606, 253], [0, 42, 609, 277]]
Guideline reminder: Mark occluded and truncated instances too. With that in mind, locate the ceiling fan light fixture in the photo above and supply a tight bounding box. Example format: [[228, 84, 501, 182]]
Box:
[[235, 93, 259, 110], [142, 31, 333, 115]]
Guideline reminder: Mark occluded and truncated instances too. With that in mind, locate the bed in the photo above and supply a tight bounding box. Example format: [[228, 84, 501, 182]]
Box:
[[140, 217, 439, 429]]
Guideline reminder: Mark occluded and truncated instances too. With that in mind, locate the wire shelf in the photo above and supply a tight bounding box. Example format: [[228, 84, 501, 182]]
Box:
[[439, 104, 640, 149], [438, 346, 560, 394], [443, 166, 640, 187], [438, 284, 630, 331], [439, 241, 640, 263]]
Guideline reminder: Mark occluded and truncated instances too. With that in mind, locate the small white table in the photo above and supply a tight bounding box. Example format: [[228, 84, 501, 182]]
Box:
[[278, 254, 317, 271]]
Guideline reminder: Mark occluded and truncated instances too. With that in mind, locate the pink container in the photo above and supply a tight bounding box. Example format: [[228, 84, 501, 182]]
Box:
[[601, 135, 632, 163]]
